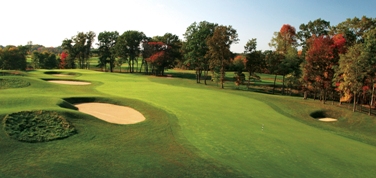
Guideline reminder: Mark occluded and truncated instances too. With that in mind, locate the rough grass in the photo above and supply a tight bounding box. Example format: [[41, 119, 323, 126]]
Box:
[[3, 110, 76, 142], [0, 77, 30, 89]]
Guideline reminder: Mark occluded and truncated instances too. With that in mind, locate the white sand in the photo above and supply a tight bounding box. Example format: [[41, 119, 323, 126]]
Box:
[[48, 80, 91, 85], [318, 118, 338, 122], [74, 103, 146, 124]]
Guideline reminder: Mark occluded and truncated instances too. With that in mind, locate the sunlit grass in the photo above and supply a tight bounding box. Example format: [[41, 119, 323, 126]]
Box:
[[1, 69, 376, 177]]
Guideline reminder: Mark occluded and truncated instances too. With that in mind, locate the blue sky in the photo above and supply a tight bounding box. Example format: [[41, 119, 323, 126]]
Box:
[[1, 0, 375, 53]]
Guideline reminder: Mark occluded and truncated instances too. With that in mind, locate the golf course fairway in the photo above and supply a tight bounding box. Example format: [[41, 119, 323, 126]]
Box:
[[1, 69, 376, 177]]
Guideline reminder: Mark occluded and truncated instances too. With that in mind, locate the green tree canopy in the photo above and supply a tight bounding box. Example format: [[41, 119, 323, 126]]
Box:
[[182, 21, 217, 84], [97, 31, 119, 72], [206, 25, 239, 89], [115, 30, 146, 73]]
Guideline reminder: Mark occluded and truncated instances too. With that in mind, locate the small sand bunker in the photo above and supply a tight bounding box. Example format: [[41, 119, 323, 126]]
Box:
[[74, 103, 145, 124], [48, 80, 91, 85], [52, 74, 71, 77], [318, 118, 338, 122]]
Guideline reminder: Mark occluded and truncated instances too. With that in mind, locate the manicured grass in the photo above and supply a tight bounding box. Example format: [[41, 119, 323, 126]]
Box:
[[1, 69, 376, 177]]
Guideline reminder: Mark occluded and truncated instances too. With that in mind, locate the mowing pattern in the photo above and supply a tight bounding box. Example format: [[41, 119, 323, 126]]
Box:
[[0, 78, 30, 89], [3, 111, 76, 142]]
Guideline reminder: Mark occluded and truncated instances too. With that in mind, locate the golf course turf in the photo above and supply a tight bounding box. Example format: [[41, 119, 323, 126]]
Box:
[[1, 69, 376, 177]]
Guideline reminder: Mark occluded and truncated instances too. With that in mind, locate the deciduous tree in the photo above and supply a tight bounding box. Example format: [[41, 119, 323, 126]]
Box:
[[336, 43, 370, 111], [183, 21, 217, 84], [297, 18, 331, 57], [97, 31, 119, 72], [333, 16, 376, 46], [279, 24, 297, 53], [304, 34, 346, 103], [59, 51, 68, 69], [206, 25, 239, 89], [61, 31, 96, 69], [244, 38, 264, 88], [115, 30, 146, 73], [0, 46, 27, 70]]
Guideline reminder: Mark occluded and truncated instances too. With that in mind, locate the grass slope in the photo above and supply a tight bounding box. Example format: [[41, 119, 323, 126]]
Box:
[[1, 69, 376, 177]]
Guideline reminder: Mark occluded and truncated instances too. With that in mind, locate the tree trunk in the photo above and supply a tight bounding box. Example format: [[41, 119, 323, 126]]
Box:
[[313, 86, 317, 100], [131, 59, 134, 73], [136, 59, 139, 73], [198, 69, 201, 83], [272, 75, 277, 94], [204, 68, 208, 85], [247, 71, 251, 90], [128, 60, 131, 73], [221, 60, 224, 89], [196, 69, 199, 83], [282, 75, 285, 95], [140, 60, 144, 73], [145, 62, 149, 74], [353, 91, 357, 112], [370, 81, 375, 115]]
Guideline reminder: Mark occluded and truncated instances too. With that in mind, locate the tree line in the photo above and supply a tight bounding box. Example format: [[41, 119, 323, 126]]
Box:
[[1, 16, 376, 112]]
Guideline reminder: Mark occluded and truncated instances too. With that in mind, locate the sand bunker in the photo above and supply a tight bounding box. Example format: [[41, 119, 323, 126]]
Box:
[[48, 80, 91, 85], [74, 103, 145, 124], [318, 118, 338, 122], [52, 74, 71, 77]]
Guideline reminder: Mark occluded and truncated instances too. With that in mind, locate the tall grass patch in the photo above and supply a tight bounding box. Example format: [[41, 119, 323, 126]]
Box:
[[0, 77, 30, 89], [3, 110, 76, 142]]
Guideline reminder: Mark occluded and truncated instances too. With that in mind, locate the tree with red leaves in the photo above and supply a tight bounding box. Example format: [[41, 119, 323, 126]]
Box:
[[144, 41, 170, 75], [59, 51, 68, 69], [280, 24, 297, 53], [303, 34, 346, 103], [269, 24, 300, 94]]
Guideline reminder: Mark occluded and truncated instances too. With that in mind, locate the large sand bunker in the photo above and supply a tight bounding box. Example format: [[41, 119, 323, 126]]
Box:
[[74, 103, 146, 124], [48, 80, 91, 85]]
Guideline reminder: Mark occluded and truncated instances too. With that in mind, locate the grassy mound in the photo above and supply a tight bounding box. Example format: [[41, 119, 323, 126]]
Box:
[[3, 110, 76, 142], [0, 78, 30, 89]]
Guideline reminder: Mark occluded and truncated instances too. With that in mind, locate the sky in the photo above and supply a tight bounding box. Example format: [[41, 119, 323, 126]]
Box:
[[1, 0, 375, 53]]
